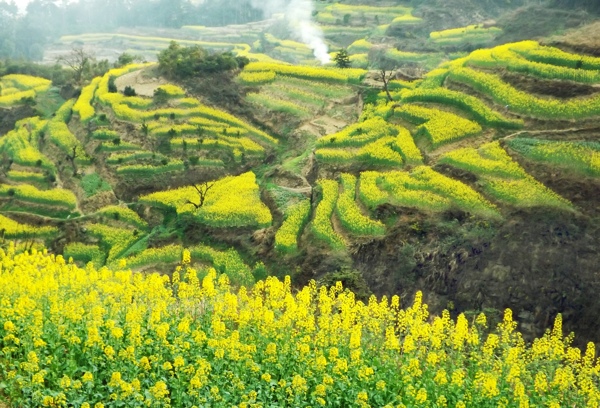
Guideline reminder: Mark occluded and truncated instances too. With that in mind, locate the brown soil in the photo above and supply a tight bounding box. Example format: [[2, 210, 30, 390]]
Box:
[[115, 68, 167, 97], [350, 205, 600, 348], [306, 115, 349, 137], [503, 142, 600, 217], [500, 71, 598, 99], [0, 105, 37, 135], [265, 165, 311, 190], [80, 190, 119, 214], [545, 21, 600, 56]]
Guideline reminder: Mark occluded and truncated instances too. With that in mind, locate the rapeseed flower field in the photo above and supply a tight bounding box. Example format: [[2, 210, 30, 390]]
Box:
[[0, 246, 599, 407]]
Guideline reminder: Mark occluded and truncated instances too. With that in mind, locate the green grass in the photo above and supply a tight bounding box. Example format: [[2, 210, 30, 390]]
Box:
[[440, 142, 573, 209], [0, 201, 75, 219], [247, 92, 311, 119], [35, 89, 65, 119], [507, 138, 600, 177], [80, 173, 112, 197], [63, 243, 106, 268]]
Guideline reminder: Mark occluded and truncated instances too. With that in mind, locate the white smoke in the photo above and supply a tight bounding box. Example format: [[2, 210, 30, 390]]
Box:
[[250, 0, 330, 64]]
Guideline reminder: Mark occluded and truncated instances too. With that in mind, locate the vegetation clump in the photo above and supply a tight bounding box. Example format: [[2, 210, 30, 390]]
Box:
[[158, 41, 249, 79]]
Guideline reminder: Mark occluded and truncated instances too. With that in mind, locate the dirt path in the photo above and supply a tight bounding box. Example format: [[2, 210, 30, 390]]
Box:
[[301, 115, 348, 138], [278, 185, 312, 195], [499, 126, 600, 141], [2, 202, 136, 223]]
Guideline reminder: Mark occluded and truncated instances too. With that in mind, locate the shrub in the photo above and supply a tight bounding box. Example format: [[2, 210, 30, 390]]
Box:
[[80, 173, 112, 197], [123, 85, 137, 97]]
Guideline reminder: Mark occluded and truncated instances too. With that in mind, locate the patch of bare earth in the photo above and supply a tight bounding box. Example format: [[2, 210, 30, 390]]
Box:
[[115, 68, 167, 97], [301, 115, 348, 138], [545, 21, 600, 56]]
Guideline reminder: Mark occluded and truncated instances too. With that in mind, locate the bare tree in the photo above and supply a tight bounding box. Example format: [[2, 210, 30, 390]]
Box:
[[370, 47, 398, 103], [376, 68, 395, 103], [57, 47, 94, 83], [0, 152, 12, 177], [186, 181, 215, 209], [65, 146, 79, 177]]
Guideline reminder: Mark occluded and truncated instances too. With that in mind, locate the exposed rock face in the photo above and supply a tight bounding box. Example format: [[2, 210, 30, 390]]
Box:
[[0, 105, 37, 136]]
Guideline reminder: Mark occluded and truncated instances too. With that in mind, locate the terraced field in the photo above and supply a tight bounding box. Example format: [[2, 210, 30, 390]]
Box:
[[0, 63, 282, 282], [231, 40, 600, 257], [46, 2, 477, 71], [4, 39, 599, 277]]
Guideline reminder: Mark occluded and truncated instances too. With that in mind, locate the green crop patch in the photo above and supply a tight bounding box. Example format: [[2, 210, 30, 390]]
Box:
[[469, 42, 600, 84], [96, 205, 148, 230], [0, 214, 57, 239], [430, 24, 502, 45], [80, 174, 112, 197], [275, 199, 311, 254], [440, 142, 573, 209], [335, 174, 385, 237], [507, 139, 600, 178], [394, 104, 482, 149], [63, 242, 106, 268], [359, 167, 499, 218], [315, 117, 422, 167], [0, 74, 51, 107], [140, 172, 272, 228], [0, 118, 56, 174], [0, 184, 77, 210], [399, 88, 523, 129], [311, 179, 346, 250]]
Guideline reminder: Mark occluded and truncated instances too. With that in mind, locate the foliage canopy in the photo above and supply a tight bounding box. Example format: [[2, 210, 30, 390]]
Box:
[[158, 41, 249, 79]]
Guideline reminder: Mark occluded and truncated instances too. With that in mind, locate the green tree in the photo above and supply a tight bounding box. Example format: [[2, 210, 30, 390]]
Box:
[[123, 86, 137, 97], [115, 52, 143, 68], [157, 41, 248, 79], [153, 87, 169, 106], [334, 49, 351, 69]]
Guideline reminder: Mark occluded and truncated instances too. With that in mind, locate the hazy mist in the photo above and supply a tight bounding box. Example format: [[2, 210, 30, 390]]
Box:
[[1, 0, 330, 64]]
